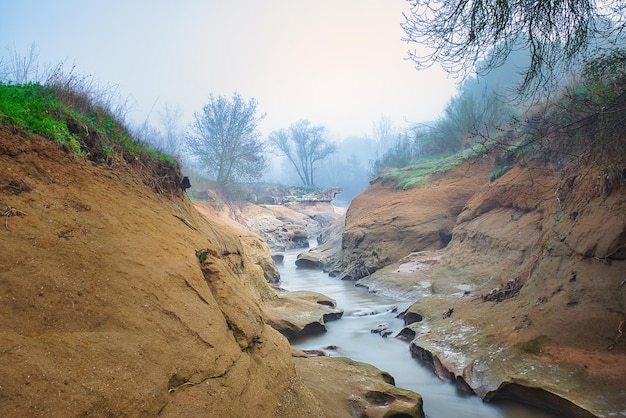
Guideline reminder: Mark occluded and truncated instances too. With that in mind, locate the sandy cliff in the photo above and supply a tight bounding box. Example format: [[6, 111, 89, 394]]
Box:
[[0, 129, 423, 417], [341, 158, 494, 280], [343, 158, 626, 416]]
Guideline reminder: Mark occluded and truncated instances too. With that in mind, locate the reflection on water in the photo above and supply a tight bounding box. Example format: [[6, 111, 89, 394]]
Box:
[[278, 251, 560, 418]]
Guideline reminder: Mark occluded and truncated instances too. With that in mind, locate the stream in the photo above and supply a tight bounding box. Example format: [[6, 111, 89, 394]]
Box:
[[277, 250, 560, 418]]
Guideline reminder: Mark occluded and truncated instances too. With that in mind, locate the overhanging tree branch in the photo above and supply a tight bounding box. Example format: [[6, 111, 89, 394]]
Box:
[[402, 0, 626, 92]]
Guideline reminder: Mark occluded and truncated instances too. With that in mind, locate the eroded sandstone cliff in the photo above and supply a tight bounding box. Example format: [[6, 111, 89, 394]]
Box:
[[341, 157, 494, 280], [0, 129, 423, 418], [344, 158, 626, 416]]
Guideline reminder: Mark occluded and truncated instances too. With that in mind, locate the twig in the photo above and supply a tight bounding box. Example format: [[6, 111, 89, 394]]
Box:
[[1, 206, 27, 230], [173, 214, 198, 231], [608, 319, 624, 351]]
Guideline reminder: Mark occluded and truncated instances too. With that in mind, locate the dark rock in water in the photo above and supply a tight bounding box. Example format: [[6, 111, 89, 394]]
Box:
[[271, 252, 284, 263], [371, 323, 390, 334], [371, 323, 394, 337], [322, 309, 344, 322], [404, 312, 423, 326], [295, 252, 323, 269], [396, 327, 416, 341], [380, 329, 393, 338]]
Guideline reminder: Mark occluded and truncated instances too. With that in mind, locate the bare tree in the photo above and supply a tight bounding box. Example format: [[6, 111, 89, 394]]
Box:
[[1, 43, 41, 83], [157, 103, 183, 157], [370, 114, 397, 153], [401, 0, 626, 92], [269, 120, 337, 186], [185, 92, 267, 188]]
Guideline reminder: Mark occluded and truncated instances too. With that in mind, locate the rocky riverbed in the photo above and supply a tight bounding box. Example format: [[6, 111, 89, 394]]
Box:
[[245, 157, 626, 417]]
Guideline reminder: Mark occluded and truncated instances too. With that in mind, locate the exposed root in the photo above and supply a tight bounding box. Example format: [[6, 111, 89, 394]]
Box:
[[608, 319, 624, 351], [1, 206, 27, 230], [482, 277, 522, 302], [173, 214, 198, 231]]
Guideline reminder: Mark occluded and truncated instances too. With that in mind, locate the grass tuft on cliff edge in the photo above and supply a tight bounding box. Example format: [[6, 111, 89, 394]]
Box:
[[0, 82, 182, 194], [379, 147, 479, 190]]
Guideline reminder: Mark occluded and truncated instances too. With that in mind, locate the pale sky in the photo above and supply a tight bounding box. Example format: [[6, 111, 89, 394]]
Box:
[[1, 0, 459, 139]]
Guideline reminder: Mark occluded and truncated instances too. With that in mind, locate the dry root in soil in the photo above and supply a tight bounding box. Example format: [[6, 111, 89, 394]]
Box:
[[1, 206, 27, 230]]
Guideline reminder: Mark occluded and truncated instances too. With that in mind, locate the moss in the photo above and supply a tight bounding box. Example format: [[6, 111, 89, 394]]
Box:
[[516, 335, 550, 355]]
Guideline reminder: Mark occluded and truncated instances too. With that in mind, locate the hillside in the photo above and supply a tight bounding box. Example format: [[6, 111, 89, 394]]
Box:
[[342, 156, 494, 279], [0, 127, 424, 417], [341, 154, 626, 415]]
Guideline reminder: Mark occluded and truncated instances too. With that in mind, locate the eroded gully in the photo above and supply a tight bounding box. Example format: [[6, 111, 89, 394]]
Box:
[[277, 250, 561, 418]]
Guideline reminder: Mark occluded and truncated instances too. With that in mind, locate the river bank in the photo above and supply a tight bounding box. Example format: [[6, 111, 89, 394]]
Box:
[[233, 156, 625, 417], [279, 251, 561, 418]]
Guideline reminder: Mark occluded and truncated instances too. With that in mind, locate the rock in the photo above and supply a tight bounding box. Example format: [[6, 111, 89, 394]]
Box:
[[356, 251, 442, 300], [369, 323, 394, 338], [295, 252, 324, 268], [262, 290, 344, 340], [338, 155, 626, 416], [302, 215, 346, 272], [404, 311, 423, 325], [397, 162, 626, 416], [370, 323, 390, 334], [226, 201, 343, 251], [322, 310, 344, 322], [396, 327, 416, 341], [302, 349, 328, 357], [295, 356, 425, 418], [271, 252, 284, 263]]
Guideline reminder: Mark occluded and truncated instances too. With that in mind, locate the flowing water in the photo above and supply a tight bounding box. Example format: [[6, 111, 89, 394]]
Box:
[[278, 250, 560, 418]]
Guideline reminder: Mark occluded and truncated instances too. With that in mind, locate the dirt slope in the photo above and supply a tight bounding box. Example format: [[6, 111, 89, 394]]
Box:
[[342, 158, 494, 279], [0, 129, 323, 417], [0, 128, 425, 417], [352, 160, 626, 416]]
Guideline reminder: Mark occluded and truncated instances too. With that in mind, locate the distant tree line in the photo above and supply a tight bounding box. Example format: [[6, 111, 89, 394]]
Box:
[[369, 51, 521, 179], [181, 94, 338, 198]]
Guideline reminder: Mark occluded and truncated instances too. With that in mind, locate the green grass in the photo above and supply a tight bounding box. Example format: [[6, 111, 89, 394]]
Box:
[[489, 165, 511, 181], [379, 148, 479, 189], [0, 82, 174, 165], [0, 83, 83, 154]]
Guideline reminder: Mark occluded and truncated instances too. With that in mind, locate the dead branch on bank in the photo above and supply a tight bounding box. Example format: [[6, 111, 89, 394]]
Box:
[[608, 319, 624, 351], [1, 206, 27, 230], [482, 277, 522, 302]]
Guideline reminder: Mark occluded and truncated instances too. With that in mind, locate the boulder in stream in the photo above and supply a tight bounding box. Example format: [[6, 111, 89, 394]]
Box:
[[262, 290, 344, 340], [294, 356, 425, 418]]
